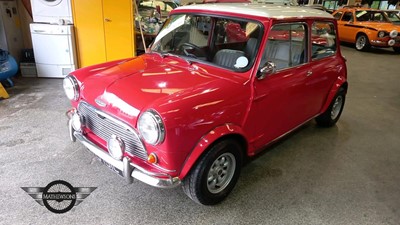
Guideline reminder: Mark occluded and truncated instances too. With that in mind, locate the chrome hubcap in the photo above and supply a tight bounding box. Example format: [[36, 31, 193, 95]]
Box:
[[207, 153, 236, 194], [331, 96, 343, 120], [356, 36, 366, 50]]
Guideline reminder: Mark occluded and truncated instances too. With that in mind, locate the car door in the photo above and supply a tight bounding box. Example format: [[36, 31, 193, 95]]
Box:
[[245, 22, 313, 149], [337, 11, 357, 42], [308, 21, 343, 115]]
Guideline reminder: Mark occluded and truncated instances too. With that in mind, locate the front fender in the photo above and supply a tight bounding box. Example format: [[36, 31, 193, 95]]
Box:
[[178, 124, 248, 179], [320, 76, 348, 114]]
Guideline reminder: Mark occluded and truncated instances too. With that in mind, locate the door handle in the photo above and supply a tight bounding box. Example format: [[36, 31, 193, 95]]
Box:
[[306, 71, 313, 77]]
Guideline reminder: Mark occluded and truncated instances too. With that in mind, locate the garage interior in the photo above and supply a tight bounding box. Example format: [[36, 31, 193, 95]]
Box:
[[1, 0, 400, 225]]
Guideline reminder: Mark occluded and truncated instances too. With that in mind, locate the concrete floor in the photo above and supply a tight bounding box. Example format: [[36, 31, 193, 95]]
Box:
[[0, 45, 399, 225]]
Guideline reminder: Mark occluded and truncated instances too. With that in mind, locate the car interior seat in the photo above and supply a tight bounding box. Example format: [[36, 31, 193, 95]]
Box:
[[213, 49, 246, 69], [244, 38, 258, 59]]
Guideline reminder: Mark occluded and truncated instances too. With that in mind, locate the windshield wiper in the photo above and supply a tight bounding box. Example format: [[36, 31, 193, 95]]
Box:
[[159, 52, 194, 65]]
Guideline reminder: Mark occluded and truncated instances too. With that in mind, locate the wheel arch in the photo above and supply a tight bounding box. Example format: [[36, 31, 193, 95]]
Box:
[[178, 124, 248, 180], [320, 79, 348, 114], [355, 31, 371, 43], [356, 31, 368, 38]]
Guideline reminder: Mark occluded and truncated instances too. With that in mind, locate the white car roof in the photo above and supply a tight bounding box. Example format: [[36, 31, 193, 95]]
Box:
[[174, 3, 334, 19]]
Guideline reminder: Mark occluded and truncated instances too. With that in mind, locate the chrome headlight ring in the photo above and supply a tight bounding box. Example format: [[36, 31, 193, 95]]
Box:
[[63, 75, 80, 101], [138, 109, 165, 145]]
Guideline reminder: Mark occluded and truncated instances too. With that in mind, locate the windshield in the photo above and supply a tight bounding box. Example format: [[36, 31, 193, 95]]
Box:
[[151, 14, 262, 71], [355, 11, 390, 22], [385, 11, 400, 24]]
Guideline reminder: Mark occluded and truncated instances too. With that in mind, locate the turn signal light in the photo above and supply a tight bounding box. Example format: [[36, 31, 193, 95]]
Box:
[[147, 153, 158, 164]]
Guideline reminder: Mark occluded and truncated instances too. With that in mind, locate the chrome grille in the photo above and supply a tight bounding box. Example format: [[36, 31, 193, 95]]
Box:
[[78, 102, 147, 160]]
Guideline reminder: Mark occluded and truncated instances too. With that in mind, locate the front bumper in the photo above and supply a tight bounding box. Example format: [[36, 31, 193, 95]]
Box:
[[68, 117, 181, 189], [370, 39, 400, 47]]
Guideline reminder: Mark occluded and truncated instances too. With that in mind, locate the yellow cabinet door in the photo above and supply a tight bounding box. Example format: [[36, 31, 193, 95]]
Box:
[[72, 0, 135, 68], [103, 0, 135, 61], [72, 0, 106, 68]]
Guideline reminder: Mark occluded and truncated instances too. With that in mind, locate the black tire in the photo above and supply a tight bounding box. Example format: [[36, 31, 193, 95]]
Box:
[[182, 139, 242, 205], [316, 87, 346, 127], [393, 47, 400, 54], [355, 34, 370, 51]]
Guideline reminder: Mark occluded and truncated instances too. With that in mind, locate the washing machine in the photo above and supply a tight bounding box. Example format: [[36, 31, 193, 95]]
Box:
[[31, 0, 73, 24], [30, 23, 77, 78]]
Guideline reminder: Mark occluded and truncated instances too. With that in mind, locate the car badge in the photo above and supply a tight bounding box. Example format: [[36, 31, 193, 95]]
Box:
[[95, 98, 107, 107]]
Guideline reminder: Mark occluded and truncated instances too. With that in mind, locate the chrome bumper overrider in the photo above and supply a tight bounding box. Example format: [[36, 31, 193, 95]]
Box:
[[71, 129, 181, 189]]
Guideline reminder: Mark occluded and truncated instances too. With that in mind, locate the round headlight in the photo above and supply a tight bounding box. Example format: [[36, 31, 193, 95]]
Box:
[[378, 31, 386, 38], [63, 76, 79, 100], [138, 110, 165, 145]]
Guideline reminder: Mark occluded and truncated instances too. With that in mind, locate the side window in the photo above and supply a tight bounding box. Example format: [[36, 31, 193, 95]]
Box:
[[341, 12, 353, 22], [333, 12, 343, 20], [261, 23, 307, 71], [311, 22, 337, 60], [215, 20, 259, 45]]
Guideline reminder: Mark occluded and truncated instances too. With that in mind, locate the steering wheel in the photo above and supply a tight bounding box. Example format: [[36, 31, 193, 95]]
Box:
[[178, 43, 206, 59]]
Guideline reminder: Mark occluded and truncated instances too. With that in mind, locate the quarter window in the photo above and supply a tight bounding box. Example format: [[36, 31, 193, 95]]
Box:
[[261, 23, 307, 71], [333, 12, 343, 20], [311, 22, 337, 60]]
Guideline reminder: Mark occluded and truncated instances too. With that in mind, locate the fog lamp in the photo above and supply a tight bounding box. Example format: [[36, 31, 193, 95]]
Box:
[[71, 112, 83, 132], [107, 135, 125, 160], [388, 39, 396, 46]]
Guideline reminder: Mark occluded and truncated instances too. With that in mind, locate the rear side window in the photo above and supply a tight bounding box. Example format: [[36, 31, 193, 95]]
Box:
[[311, 22, 337, 60], [341, 12, 353, 22], [261, 23, 307, 71]]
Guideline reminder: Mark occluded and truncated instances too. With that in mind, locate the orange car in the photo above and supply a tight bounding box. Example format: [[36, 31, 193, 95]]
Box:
[[332, 7, 400, 53]]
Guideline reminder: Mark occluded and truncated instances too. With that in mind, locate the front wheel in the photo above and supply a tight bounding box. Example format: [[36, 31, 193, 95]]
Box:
[[355, 34, 370, 51], [316, 87, 346, 127], [393, 47, 400, 54], [182, 139, 242, 205]]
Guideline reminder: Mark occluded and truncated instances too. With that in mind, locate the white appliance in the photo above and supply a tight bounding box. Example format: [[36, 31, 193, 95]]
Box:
[[0, 0, 24, 63], [31, 0, 73, 24], [30, 23, 77, 78]]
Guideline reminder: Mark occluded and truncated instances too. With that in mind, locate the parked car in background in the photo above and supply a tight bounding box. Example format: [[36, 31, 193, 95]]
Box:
[[384, 10, 400, 25], [64, 3, 348, 205], [333, 7, 400, 52]]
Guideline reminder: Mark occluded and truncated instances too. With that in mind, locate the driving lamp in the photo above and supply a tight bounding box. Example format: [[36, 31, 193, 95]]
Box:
[[107, 135, 125, 160], [389, 30, 398, 38], [71, 112, 83, 132]]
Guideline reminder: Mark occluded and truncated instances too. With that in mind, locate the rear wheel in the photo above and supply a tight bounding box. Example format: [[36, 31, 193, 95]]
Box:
[[316, 87, 346, 127], [182, 139, 242, 205], [393, 47, 400, 54], [355, 34, 370, 51]]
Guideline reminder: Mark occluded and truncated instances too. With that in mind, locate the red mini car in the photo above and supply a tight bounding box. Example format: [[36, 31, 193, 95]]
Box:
[[64, 3, 348, 205]]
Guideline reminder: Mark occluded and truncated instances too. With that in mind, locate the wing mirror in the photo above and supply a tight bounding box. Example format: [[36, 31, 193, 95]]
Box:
[[257, 61, 276, 80]]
